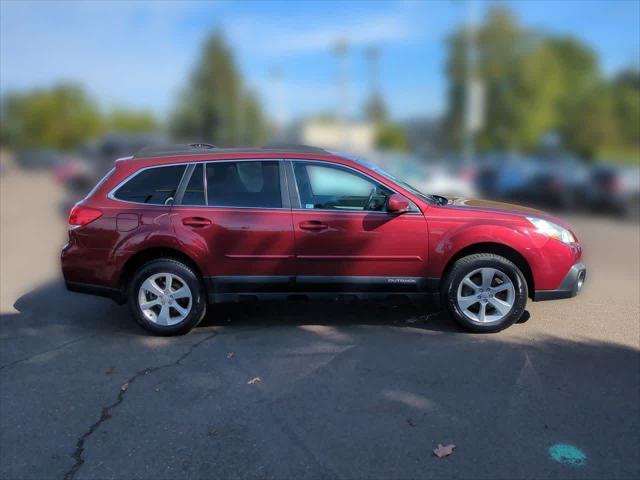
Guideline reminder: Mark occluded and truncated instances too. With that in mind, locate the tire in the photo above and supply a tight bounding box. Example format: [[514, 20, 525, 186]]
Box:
[[127, 258, 207, 336], [442, 253, 528, 333]]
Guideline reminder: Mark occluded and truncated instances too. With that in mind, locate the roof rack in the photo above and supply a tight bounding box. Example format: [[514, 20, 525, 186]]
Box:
[[134, 143, 329, 159], [260, 143, 329, 154], [135, 143, 218, 158]]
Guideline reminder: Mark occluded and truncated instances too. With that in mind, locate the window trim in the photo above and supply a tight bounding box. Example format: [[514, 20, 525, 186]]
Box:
[[85, 166, 115, 201], [174, 163, 198, 206], [107, 163, 189, 206], [173, 159, 290, 210], [287, 159, 421, 214]]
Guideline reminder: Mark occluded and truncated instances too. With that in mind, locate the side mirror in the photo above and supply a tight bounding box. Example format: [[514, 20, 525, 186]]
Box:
[[387, 193, 410, 214]]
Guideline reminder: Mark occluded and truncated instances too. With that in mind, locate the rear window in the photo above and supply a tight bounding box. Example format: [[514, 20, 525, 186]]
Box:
[[113, 165, 186, 204], [206, 161, 281, 208]]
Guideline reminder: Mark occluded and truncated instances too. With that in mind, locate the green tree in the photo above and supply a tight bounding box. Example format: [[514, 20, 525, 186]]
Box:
[[108, 108, 158, 133], [170, 32, 267, 145], [444, 5, 622, 158], [376, 123, 408, 151], [544, 37, 613, 159], [0, 83, 103, 150], [562, 84, 618, 159], [610, 69, 640, 152], [446, 6, 530, 150], [364, 93, 388, 125]]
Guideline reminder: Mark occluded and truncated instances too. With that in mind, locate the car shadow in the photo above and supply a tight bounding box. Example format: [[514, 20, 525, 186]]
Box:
[[7, 279, 137, 335], [6, 278, 533, 337]]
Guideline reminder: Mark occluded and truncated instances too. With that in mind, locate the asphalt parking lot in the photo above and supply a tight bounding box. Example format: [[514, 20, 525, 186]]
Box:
[[1, 169, 639, 480]]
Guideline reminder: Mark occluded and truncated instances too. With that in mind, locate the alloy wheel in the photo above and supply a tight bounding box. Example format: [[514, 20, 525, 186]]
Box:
[[138, 272, 193, 326], [456, 267, 515, 323]]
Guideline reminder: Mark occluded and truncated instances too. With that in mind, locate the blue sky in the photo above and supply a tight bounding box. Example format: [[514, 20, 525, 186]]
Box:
[[1, 0, 638, 122]]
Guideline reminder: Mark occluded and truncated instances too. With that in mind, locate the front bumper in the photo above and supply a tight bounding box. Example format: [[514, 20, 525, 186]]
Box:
[[533, 263, 586, 301]]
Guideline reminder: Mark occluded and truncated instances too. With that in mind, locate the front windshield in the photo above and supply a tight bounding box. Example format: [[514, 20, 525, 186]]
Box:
[[348, 156, 439, 204]]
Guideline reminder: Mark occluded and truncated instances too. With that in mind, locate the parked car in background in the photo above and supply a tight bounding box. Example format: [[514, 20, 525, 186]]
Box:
[[14, 149, 64, 169], [370, 152, 477, 198], [62, 144, 586, 336], [474, 151, 594, 211], [587, 164, 640, 218], [55, 133, 166, 214]]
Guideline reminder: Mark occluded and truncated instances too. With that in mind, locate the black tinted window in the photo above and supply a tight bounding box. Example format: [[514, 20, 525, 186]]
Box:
[[181, 164, 206, 205], [114, 165, 185, 204], [293, 162, 391, 211], [206, 161, 281, 208]]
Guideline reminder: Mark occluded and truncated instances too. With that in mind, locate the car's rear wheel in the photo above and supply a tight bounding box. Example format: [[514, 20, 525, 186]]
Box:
[[443, 253, 528, 332], [128, 259, 206, 336]]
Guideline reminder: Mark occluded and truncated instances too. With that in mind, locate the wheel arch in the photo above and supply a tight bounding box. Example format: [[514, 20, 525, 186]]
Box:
[[120, 247, 203, 293], [442, 242, 535, 298]]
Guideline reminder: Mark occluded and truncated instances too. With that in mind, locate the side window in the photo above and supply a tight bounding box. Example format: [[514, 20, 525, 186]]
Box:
[[181, 164, 206, 206], [113, 165, 186, 204], [206, 161, 281, 208], [293, 163, 391, 211]]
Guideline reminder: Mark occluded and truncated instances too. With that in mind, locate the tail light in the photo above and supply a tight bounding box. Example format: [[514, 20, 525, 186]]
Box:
[[69, 205, 102, 227]]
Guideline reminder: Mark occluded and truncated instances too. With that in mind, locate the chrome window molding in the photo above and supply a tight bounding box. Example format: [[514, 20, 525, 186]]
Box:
[[173, 205, 290, 211], [107, 162, 188, 206], [290, 208, 422, 215], [174, 158, 288, 210], [106, 157, 424, 216], [287, 159, 422, 214]]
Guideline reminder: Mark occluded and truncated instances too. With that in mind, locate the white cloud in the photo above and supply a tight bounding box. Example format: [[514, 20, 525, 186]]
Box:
[[228, 9, 423, 57]]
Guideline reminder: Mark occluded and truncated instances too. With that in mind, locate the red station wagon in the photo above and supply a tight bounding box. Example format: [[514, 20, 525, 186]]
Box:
[[61, 144, 586, 335]]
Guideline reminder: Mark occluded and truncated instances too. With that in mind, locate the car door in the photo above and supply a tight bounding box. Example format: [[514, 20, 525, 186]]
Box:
[[288, 160, 429, 292], [171, 159, 296, 297]]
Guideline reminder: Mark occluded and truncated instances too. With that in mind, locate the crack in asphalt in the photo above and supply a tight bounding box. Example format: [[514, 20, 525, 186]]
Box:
[[0, 334, 98, 372], [62, 331, 218, 480]]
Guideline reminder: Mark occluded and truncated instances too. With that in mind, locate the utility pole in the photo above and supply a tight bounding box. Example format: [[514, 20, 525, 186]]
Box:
[[334, 39, 350, 149], [269, 66, 286, 140], [463, 0, 483, 164], [365, 46, 384, 124], [367, 46, 380, 98]]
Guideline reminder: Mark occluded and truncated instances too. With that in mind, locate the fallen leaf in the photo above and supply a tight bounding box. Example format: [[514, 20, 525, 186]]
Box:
[[433, 443, 456, 458], [121, 382, 129, 392], [247, 377, 261, 385], [105, 367, 115, 375], [227, 352, 235, 359]]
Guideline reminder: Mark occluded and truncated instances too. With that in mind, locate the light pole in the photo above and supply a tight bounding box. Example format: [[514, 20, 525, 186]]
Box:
[[269, 66, 286, 140], [463, 0, 483, 165], [334, 39, 350, 148]]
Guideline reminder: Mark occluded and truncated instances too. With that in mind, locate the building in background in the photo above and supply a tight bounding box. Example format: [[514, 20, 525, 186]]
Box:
[[291, 119, 377, 154]]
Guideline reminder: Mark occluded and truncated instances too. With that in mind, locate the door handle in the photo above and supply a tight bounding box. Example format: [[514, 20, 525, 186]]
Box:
[[182, 216, 212, 228], [299, 220, 328, 231]]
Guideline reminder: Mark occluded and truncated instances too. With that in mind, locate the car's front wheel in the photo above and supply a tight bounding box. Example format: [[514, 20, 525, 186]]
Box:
[[128, 259, 206, 336], [443, 253, 528, 332]]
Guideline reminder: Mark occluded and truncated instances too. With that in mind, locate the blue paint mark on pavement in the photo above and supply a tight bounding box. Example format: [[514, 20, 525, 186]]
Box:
[[549, 444, 587, 466]]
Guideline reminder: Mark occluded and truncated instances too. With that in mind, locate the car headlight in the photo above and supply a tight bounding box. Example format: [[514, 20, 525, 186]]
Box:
[[527, 217, 576, 244]]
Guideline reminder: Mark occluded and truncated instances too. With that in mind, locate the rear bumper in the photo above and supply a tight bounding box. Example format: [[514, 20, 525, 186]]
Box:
[[533, 263, 586, 301]]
